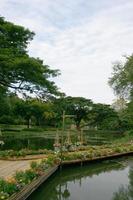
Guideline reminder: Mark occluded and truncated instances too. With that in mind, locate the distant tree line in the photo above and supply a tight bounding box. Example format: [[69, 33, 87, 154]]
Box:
[[0, 93, 132, 131], [0, 17, 132, 132]]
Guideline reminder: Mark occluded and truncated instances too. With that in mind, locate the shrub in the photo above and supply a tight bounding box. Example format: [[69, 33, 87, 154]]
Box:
[[114, 147, 123, 153], [0, 149, 53, 158], [0, 115, 15, 125], [30, 161, 38, 170], [0, 178, 18, 196], [45, 156, 55, 166], [0, 191, 9, 199], [14, 170, 37, 186]]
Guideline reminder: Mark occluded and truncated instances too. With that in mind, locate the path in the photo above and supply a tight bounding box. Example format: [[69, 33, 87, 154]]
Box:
[[0, 159, 40, 179]]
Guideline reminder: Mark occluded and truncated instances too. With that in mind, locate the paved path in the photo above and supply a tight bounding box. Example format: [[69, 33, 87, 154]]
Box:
[[0, 159, 40, 179]]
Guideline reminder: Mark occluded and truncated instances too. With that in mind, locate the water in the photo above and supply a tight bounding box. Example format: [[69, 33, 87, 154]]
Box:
[[0, 136, 54, 150], [0, 135, 108, 151], [28, 157, 133, 200], [0, 129, 121, 150], [0, 134, 111, 151]]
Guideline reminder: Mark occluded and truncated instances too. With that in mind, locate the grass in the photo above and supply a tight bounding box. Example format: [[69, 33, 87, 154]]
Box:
[[114, 133, 133, 144]]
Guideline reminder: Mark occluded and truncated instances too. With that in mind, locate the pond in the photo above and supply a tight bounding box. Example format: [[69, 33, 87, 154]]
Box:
[[0, 129, 122, 151], [28, 157, 133, 200], [0, 136, 54, 150], [0, 136, 110, 151]]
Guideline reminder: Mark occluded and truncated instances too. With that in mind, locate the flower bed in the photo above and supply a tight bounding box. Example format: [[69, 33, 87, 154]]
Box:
[[0, 149, 53, 159], [61, 143, 133, 161], [0, 155, 60, 200], [8, 166, 59, 200], [0, 142, 133, 199]]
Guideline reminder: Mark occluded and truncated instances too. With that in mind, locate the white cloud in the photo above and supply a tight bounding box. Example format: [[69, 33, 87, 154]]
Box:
[[0, 0, 133, 103]]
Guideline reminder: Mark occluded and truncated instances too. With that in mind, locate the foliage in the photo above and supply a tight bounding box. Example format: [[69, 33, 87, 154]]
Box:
[[12, 97, 56, 127], [109, 55, 133, 100], [0, 149, 53, 158], [0, 155, 58, 199], [89, 103, 120, 130], [109, 55, 133, 132], [0, 143, 133, 199], [53, 96, 93, 129], [30, 161, 38, 170], [0, 115, 14, 125], [62, 143, 133, 161], [0, 17, 60, 98], [0, 178, 18, 199], [14, 170, 37, 186]]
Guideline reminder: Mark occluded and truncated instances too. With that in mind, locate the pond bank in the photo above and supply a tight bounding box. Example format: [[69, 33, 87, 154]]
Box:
[[27, 156, 133, 200], [62, 151, 133, 166], [8, 151, 133, 200], [8, 166, 59, 200]]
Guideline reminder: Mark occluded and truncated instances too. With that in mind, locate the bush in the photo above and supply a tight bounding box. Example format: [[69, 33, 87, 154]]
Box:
[[0, 178, 18, 196], [30, 161, 38, 170], [14, 170, 37, 186], [0, 155, 58, 199], [0, 149, 53, 158], [0, 150, 26, 158], [45, 156, 55, 166], [124, 130, 133, 136], [0, 116, 15, 125]]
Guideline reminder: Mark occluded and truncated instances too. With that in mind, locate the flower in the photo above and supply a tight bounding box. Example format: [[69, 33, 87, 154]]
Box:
[[6, 177, 16, 184], [0, 141, 4, 146]]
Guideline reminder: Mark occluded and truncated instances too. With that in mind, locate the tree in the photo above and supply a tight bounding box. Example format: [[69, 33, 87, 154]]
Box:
[[91, 103, 119, 130], [53, 97, 93, 130], [109, 55, 133, 100], [13, 99, 32, 128], [28, 100, 56, 126], [112, 98, 127, 112], [0, 88, 12, 124], [13, 98, 56, 127], [0, 17, 60, 98], [120, 101, 133, 130], [109, 55, 133, 131], [0, 16, 34, 53]]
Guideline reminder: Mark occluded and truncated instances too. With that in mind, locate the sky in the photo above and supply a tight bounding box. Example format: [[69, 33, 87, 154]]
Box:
[[1, 0, 133, 104]]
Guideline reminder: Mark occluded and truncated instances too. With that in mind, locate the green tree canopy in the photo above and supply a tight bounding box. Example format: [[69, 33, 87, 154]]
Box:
[[90, 103, 119, 130], [0, 17, 60, 98], [53, 96, 93, 130], [109, 55, 133, 100]]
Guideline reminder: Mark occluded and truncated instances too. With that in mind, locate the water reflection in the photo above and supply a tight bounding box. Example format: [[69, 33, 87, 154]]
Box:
[[0, 136, 54, 150], [112, 166, 133, 200], [28, 158, 133, 200]]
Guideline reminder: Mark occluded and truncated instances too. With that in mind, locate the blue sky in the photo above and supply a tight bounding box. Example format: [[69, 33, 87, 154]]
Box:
[[1, 0, 133, 103]]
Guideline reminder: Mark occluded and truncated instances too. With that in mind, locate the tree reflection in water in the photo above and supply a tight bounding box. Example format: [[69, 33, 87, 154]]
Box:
[[112, 167, 133, 200], [52, 162, 123, 200], [28, 159, 131, 200]]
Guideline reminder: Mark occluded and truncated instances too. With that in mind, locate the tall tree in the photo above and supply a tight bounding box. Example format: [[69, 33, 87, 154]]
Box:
[[109, 55, 133, 131], [0, 17, 60, 98], [53, 96, 93, 130], [109, 55, 133, 100], [91, 103, 119, 130]]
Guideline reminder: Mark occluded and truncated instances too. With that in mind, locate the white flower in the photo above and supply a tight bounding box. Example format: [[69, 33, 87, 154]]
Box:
[[0, 141, 4, 146]]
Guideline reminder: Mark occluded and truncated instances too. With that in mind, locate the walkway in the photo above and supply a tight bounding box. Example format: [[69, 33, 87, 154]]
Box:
[[0, 159, 41, 179]]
